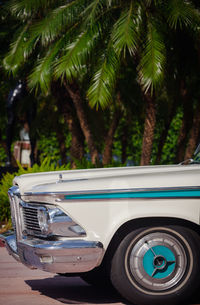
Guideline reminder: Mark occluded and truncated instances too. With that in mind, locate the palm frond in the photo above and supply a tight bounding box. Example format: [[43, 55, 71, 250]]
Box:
[[54, 24, 101, 81], [28, 57, 52, 94], [31, 0, 86, 46], [111, 2, 139, 57], [6, 0, 63, 19], [107, 0, 121, 7], [167, 0, 200, 29], [3, 23, 34, 73], [87, 46, 119, 109], [81, 0, 104, 26], [138, 20, 165, 93], [28, 38, 65, 93]]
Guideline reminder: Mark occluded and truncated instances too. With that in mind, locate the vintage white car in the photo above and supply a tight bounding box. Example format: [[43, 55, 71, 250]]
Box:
[[2, 157, 200, 305]]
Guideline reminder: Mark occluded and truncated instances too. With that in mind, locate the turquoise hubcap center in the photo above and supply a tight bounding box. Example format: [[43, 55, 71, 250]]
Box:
[[143, 245, 176, 279]]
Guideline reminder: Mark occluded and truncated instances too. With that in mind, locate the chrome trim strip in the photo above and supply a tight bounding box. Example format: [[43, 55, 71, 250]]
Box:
[[23, 186, 200, 202], [24, 186, 200, 196], [58, 196, 200, 202], [4, 234, 104, 273]]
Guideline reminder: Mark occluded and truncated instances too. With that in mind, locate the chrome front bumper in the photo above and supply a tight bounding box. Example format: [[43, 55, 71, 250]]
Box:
[[2, 233, 104, 273]]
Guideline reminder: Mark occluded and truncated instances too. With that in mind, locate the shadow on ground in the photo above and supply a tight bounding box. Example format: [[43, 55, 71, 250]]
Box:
[[25, 275, 128, 304], [25, 274, 200, 305]]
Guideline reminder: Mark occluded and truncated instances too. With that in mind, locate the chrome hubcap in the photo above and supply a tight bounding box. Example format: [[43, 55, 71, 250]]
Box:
[[126, 231, 187, 292]]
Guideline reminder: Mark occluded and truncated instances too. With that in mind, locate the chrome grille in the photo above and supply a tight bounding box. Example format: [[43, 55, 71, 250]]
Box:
[[8, 186, 22, 243], [8, 193, 16, 232], [8, 186, 43, 237], [22, 205, 41, 235]]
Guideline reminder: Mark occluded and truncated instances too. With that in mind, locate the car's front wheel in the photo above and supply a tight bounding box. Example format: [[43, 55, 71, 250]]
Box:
[[110, 225, 200, 305]]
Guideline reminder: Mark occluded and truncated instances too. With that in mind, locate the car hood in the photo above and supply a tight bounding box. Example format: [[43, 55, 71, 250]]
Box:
[[13, 164, 200, 196]]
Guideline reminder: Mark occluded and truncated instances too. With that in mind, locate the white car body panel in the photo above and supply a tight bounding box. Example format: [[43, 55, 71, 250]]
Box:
[[13, 164, 200, 250], [14, 164, 200, 194], [57, 198, 200, 249]]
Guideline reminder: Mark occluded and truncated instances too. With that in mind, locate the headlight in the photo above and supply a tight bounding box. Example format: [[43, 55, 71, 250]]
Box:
[[21, 201, 86, 238], [37, 207, 49, 235], [47, 207, 86, 237]]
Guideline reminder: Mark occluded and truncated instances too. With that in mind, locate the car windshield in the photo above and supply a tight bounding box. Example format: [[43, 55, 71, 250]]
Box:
[[189, 143, 200, 164], [180, 144, 200, 165], [192, 155, 200, 164]]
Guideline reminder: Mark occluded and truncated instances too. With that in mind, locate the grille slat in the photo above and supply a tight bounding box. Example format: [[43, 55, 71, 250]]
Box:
[[24, 222, 40, 229], [23, 208, 37, 211], [22, 205, 42, 235], [23, 209, 38, 213], [23, 213, 38, 218], [24, 218, 39, 224], [24, 225, 41, 231], [23, 209, 37, 213]]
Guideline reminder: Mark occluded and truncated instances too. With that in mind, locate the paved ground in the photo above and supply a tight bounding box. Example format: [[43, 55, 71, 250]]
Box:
[[1, 245, 200, 305], [0, 246, 125, 305]]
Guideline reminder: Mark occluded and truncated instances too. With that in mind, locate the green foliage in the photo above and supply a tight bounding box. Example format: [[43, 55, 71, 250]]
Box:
[[4, 24, 31, 74], [73, 157, 96, 169], [1, 0, 200, 179], [37, 133, 62, 163], [7, 0, 61, 19], [28, 41, 63, 93], [138, 20, 165, 93], [6, 0, 200, 107], [112, 118, 143, 166], [0, 146, 7, 166], [167, 0, 200, 29], [160, 110, 183, 164], [55, 24, 100, 83], [129, 122, 143, 165], [30, 2, 82, 45], [87, 46, 119, 109], [0, 171, 14, 221], [111, 2, 139, 57], [0, 157, 71, 222]]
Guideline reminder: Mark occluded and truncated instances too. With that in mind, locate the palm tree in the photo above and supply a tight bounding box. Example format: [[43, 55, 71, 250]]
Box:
[[3, 0, 200, 165]]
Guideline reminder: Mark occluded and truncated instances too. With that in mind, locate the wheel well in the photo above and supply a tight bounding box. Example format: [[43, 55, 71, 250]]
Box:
[[102, 217, 200, 267]]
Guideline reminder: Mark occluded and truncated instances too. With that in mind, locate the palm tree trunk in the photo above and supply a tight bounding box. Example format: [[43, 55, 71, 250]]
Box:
[[64, 82, 99, 165], [52, 82, 85, 166], [184, 101, 200, 160], [140, 92, 156, 166], [102, 108, 121, 165]]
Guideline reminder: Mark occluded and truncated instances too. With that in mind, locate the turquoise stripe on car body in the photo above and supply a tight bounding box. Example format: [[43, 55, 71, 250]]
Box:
[[64, 188, 200, 200]]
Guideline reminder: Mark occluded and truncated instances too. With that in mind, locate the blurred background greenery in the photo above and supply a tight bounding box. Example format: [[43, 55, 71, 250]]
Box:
[[1, 0, 200, 223]]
